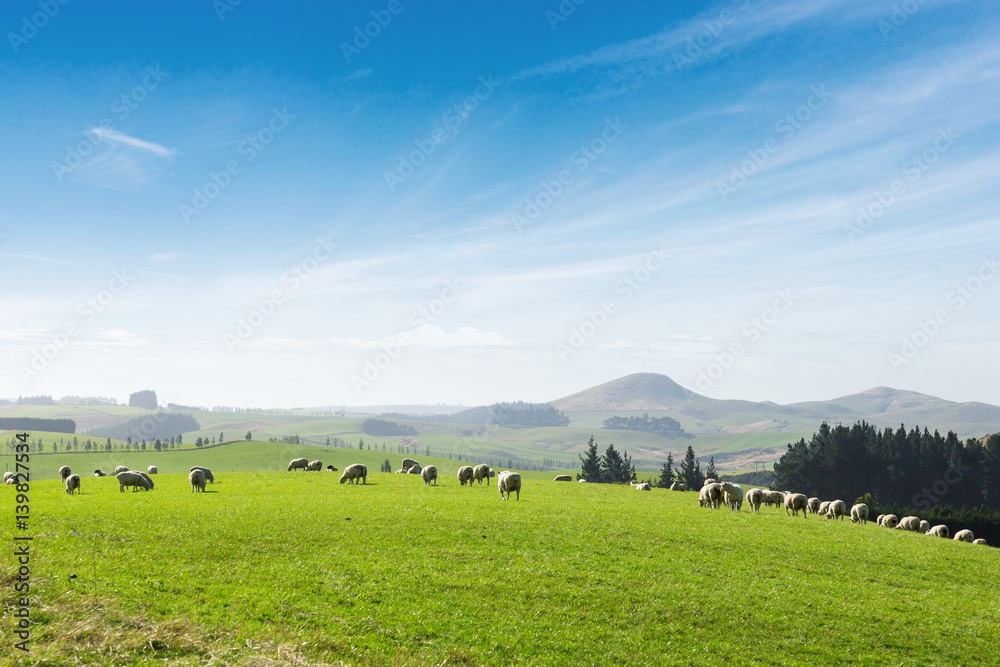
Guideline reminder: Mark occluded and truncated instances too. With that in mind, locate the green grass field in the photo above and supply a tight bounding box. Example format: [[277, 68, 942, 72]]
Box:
[[3, 465, 998, 666]]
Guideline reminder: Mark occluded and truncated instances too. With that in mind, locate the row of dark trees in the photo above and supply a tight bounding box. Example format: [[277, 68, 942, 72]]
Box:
[[361, 418, 418, 436], [603, 413, 687, 438], [577, 437, 637, 483], [651, 447, 716, 489]]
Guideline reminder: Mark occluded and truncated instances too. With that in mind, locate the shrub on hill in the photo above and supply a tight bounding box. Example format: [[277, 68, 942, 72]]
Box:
[[362, 418, 418, 436], [603, 413, 688, 437]]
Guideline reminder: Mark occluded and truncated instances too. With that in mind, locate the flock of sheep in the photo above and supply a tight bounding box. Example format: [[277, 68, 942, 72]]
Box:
[[3, 464, 218, 494], [694, 478, 991, 547]]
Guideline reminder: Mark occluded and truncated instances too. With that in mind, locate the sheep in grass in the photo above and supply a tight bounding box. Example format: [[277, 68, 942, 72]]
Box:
[[819, 501, 831, 517], [402, 458, 420, 471], [407, 465, 421, 474], [720, 482, 744, 511], [578, 479, 587, 483], [553, 474, 572, 482], [133, 470, 155, 490], [287, 458, 309, 472], [826, 500, 847, 521], [919, 520, 931, 534], [896, 516, 921, 532], [807, 497, 821, 514], [93, 470, 106, 477], [190, 467, 214, 484], [457, 466, 475, 486], [473, 464, 492, 485], [928, 524, 949, 538], [704, 478, 717, 485], [699, 483, 723, 509], [635, 482, 652, 491], [147, 465, 157, 475], [850, 503, 869, 524], [876, 514, 885, 525], [763, 490, 785, 508], [421, 465, 438, 486], [326, 465, 338, 472], [3, 471, 14, 484], [670, 481, 689, 491], [306, 460, 323, 471], [498, 471, 521, 500], [954, 529, 975, 543], [59, 466, 72, 482], [189, 469, 207, 493], [745, 488, 763, 512], [116, 471, 151, 493], [394, 469, 406, 474], [881, 514, 899, 529], [64, 474, 81, 495], [340, 463, 368, 485], [973, 538, 987, 546], [784, 492, 808, 518], [115, 465, 129, 475]]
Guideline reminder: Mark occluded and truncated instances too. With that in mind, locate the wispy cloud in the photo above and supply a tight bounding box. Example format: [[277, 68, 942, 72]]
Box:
[[87, 127, 177, 158]]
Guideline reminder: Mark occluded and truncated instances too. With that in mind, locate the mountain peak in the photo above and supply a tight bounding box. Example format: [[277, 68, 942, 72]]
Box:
[[550, 373, 700, 411]]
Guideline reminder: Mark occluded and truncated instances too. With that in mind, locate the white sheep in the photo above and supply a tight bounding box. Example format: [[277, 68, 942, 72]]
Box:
[[189, 469, 207, 493], [699, 483, 723, 509], [306, 460, 323, 471], [896, 516, 921, 532], [973, 538, 987, 546], [457, 466, 474, 486], [919, 520, 930, 534], [704, 478, 717, 485], [190, 466, 214, 483], [578, 479, 587, 483], [498, 471, 521, 500], [670, 481, 689, 491], [3, 471, 14, 484], [763, 490, 784, 508], [720, 482, 744, 510], [59, 465, 72, 481], [402, 458, 420, 471], [553, 474, 572, 482], [953, 529, 975, 543], [326, 465, 338, 472], [65, 474, 81, 495], [421, 465, 438, 486], [287, 458, 309, 472], [340, 463, 368, 485], [881, 514, 899, 529], [827, 500, 847, 521], [115, 465, 129, 475], [117, 471, 151, 492], [408, 465, 421, 474], [473, 464, 492, 485], [850, 503, 869, 524], [875, 514, 885, 525], [807, 497, 821, 514], [745, 488, 763, 512], [927, 524, 949, 538], [784, 492, 808, 518], [819, 501, 831, 516], [635, 482, 651, 491], [133, 470, 155, 490], [147, 465, 157, 475]]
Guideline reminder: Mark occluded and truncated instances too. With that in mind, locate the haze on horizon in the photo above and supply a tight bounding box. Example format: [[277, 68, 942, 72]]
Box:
[[2, 0, 999, 410]]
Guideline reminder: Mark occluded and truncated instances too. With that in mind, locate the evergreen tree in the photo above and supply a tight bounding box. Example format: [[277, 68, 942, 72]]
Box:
[[680, 446, 706, 489], [600, 444, 635, 483], [578, 436, 602, 482], [705, 456, 717, 481], [245, 431, 252, 441], [358, 438, 364, 450], [656, 452, 675, 488]]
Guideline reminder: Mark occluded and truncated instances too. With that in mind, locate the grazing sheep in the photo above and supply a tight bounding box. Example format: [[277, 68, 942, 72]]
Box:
[[326, 465, 338, 472], [819, 501, 831, 517], [670, 481, 690, 491], [876, 514, 885, 526], [3, 471, 14, 484], [578, 479, 587, 483], [807, 497, 821, 514], [340, 463, 368, 485], [116, 471, 151, 493], [635, 482, 652, 491], [93, 469, 106, 477], [421, 465, 438, 486], [65, 474, 81, 495], [457, 466, 475, 486], [287, 458, 309, 472], [147, 465, 157, 475], [919, 520, 930, 534], [881, 514, 899, 529], [473, 464, 492, 485], [4, 477, 14, 485], [954, 529, 975, 543], [763, 490, 784, 508], [973, 538, 987, 546], [783, 492, 808, 518], [115, 465, 129, 475], [699, 483, 723, 509], [402, 458, 420, 471], [133, 470, 155, 490], [720, 482, 744, 510], [407, 465, 421, 474], [190, 466, 215, 483], [927, 524, 949, 538], [827, 500, 847, 521], [745, 488, 763, 512], [704, 478, 717, 485], [394, 469, 406, 474], [497, 471, 521, 500], [59, 466, 72, 481], [850, 503, 869, 524], [553, 474, 572, 482], [189, 469, 207, 493], [306, 460, 323, 471], [896, 516, 921, 532]]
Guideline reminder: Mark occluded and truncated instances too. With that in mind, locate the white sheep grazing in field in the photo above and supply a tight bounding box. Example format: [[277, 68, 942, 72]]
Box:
[[745, 488, 763, 512], [190, 467, 214, 483], [147, 465, 157, 475], [973, 538, 987, 546], [578, 479, 587, 483], [636, 482, 651, 491], [457, 466, 475, 486], [953, 529, 975, 543], [827, 500, 847, 521], [420, 465, 437, 486], [881, 514, 899, 529], [927, 524, 949, 538], [306, 460, 323, 471], [896, 516, 921, 532], [287, 458, 309, 472], [498, 471, 522, 500], [115, 465, 129, 475], [189, 469, 207, 493], [402, 458, 420, 471], [553, 474, 572, 482], [133, 470, 155, 490], [3, 471, 14, 484], [850, 503, 869, 524], [117, 471, 151, 492], [720, 482, 744, 510], [919, 520, 930, 534], [807, 497, 821, 514], [340, 463, 368, 485], [59, 466, 72, 481], [784, 492, 808, 518], [65, 474, 81, 495], [763, 490, 784, 508], [326, 465, 338, 472], [93, 469, 106, 477], [473, 464, 492, 485], [407, 465, 421, 474], [819, 501, 831, 517], [700, 483, 723, 509], [876, 514, 885, 526]]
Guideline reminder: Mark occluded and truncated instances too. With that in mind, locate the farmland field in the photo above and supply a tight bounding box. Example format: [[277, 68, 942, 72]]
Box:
[[3, 466, 998, 666]]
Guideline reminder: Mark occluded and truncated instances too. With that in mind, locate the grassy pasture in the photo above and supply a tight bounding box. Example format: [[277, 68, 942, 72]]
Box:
[[3, 472, 998, 666]]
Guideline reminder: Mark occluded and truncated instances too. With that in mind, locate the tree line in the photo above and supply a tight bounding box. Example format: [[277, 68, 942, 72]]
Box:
[[602, 413, 688, 438]]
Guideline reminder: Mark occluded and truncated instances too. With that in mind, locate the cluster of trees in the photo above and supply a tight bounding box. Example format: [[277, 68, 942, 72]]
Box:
[[0, 417, 76, 434], [14, 395, 56, 405], [194, 432, 226, 447], [4, 433, 188, 454], [380, 459, 393, 472], [56, 396, 117, 406], [210, 406, 295, 414], [577, 437, 637, 483], [381, 402, 570, 428], [650, 447, 717, 489], [128, 390, 158, 409], [361, 418, 417, 436], [603, 413, 687, 438]]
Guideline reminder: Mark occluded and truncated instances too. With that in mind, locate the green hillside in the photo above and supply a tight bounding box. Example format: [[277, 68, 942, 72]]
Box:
[[5, 473, 997, 665]]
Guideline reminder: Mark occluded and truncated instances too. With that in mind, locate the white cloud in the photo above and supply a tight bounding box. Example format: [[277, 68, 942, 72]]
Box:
[[330, 324, 516, 350], [87, 128, 176, 157], [150, 252, 182, 263]]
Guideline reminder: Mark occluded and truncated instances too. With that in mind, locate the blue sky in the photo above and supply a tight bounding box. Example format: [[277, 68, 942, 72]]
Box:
[[1, 0, 999, 408]]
